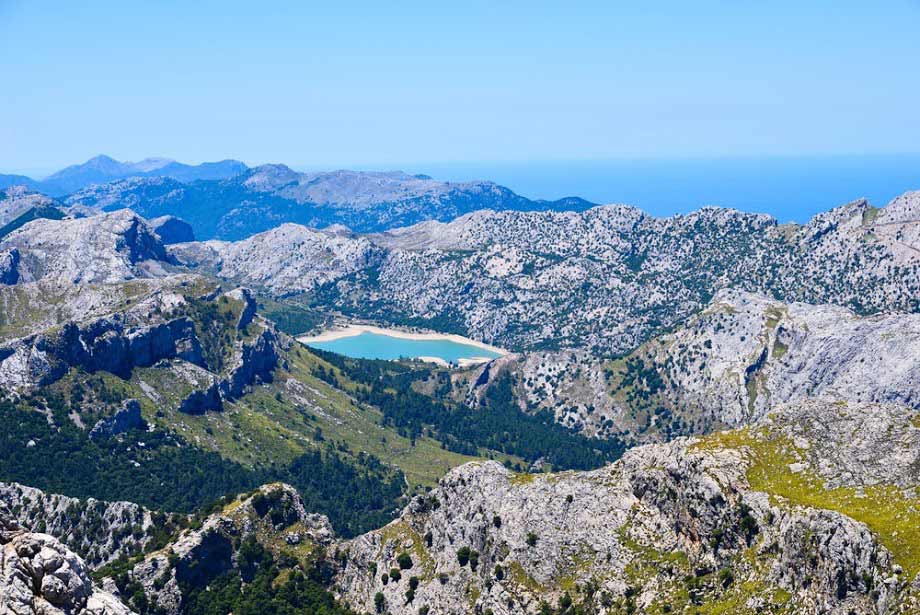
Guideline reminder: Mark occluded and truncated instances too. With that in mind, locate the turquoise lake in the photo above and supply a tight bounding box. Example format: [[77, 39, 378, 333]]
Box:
[[304, 331, 503, 363]]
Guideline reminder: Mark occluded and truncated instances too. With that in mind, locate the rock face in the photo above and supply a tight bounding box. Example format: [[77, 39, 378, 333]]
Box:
[[89, 400, 146, 440], [0, 283, 284, 420], [0, 185, 59, 226], [0, 509, 134, 614], [0, 483, 174, 569], [475, 289, 920, 441], [169, 223, 385, 294], [0, 247, 19, 284], [0, 312, 203, 391], [126, 484, 333, 614], [335, 400, 917, 615], [148, 216, 194, 244], [0, 210, 172, 285]]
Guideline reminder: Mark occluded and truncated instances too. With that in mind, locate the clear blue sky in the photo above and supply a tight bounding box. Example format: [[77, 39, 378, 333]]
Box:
[[2, 0, 920, 176]]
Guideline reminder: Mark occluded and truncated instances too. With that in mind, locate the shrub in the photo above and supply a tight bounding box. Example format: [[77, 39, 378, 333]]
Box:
[[526, 532, 538, 547], [457, 546, 471, 567], [397, 552, 413, 569]]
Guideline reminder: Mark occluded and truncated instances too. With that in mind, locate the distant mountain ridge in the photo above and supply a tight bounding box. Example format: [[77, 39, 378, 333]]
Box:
[[62, 163, 597, 239], [0, 154, 248, 196]]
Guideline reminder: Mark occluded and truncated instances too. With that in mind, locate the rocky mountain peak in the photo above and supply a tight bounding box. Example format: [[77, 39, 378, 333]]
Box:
[[0, 209, 171, 284], [241, 163, 300, 191]]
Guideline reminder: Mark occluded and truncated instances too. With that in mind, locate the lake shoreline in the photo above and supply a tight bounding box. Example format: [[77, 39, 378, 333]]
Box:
[[296, 324, 508, 361]]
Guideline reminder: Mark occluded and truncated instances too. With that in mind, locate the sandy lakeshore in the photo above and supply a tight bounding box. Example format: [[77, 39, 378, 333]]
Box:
[[296, 323, 508, 361]]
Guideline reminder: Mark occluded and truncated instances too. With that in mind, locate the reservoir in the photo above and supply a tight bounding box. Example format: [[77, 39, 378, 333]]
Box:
[[298, 326, 504, 366]]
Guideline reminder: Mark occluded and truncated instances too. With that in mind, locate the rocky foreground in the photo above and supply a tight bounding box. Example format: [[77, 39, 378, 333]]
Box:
[[0, 510, 132, 614], [4, 398, 914, 615]]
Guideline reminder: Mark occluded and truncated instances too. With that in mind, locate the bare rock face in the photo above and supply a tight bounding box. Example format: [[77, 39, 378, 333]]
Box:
[[335, 400, 914, 615], [89, 400, 146, 440], [0, 284, 283, 417], [0, 509, 134, 614], [0, 314, 203, 392], [0, 483, 173, 569], [0, 209, 171, 285], [475, 289, 920, 442], [0, 247, 19, 284]]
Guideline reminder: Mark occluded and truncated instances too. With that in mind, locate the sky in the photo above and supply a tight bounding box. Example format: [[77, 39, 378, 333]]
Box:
[[2, 1, 920, 179]]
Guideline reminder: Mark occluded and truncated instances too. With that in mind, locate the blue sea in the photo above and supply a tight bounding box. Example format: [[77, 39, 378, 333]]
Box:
[[397, 154, 920, 223], [305, 331, 503, 363]]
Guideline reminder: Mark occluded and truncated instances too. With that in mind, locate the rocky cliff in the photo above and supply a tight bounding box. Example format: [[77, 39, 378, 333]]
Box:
[[122, 484, 336, 614], [0, 209, 173, 285], [0, 482, 179, 569], [334, 399, 919, 614], [0, 508, 133, 614], [0, 281, 285, 422], [96, 398, 920, 615]]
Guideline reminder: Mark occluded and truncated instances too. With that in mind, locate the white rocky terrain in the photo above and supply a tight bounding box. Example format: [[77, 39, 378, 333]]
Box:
[[0, 508, 133, 614], [467, 289, 920, 441], [0, 210, 173, 285], [0, 482, 178, 569], [335, 399, 920, 615], [169, 223, 384, 293], [0, 185, 60, 226]]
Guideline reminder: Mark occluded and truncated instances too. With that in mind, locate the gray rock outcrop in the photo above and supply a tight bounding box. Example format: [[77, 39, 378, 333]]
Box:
[[0, 247, 18, 284], [334, 399, 913, 615], [0, 509, 134, 614], [89, 400, 146, 440]]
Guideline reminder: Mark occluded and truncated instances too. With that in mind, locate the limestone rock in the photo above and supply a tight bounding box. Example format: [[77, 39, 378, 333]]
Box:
[[0, 509, 134, 614], [89, 400, 146, 440]]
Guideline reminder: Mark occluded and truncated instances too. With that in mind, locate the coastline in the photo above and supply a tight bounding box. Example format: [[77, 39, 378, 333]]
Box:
[[296, 323, 508, 357]]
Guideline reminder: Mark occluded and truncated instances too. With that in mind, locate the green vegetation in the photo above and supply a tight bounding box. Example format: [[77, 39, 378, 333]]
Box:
[[164, 539, 353, 615], [0, 392, 403, 538], [257, 296, 328, 336], [309, 348, 625, 471], [696, 427, 920, 578]]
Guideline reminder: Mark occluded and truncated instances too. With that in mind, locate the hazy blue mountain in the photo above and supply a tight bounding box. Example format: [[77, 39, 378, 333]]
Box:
[[63, 164, 596, 240], [0, 174, 42, 191], [1, 155, 249, 196]]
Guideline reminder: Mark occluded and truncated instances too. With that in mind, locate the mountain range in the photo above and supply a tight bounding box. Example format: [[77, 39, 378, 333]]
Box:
[[0, 155, 248, 196], [0, 163, 919, 614], [0, 156, 596, 240]]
